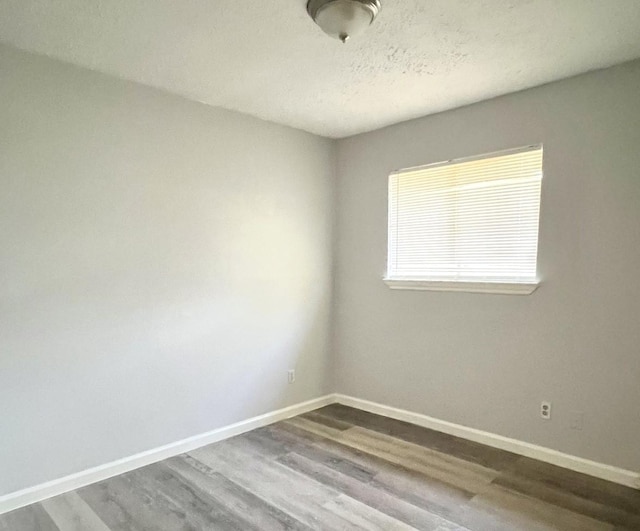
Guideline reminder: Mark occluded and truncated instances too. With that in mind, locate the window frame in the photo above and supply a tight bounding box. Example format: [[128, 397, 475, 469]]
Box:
[[384, 145, 543, 295]]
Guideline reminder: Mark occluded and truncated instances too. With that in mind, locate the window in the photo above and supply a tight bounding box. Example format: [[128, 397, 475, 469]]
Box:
[[385, 145, 543, 294]]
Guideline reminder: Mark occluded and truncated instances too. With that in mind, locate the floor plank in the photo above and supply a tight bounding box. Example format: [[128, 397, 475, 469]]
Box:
[[188, 437, 362, 529], [322, 494, 419, 531], [277, 451, 457, 530], [456, 484, 615, 531], [314, 404, 519, 471], [164, 455, 311, 531], [41, 492, 111, 531], [502, 456, 640, 515], [1, 404, 638, 531], [495, 463, 640, 529], [0, 504, 59, 531], [265, 421, 476, 522], [286, 417, 499, 493]]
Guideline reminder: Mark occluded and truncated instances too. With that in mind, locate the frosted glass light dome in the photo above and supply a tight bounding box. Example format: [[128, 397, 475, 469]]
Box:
[[307, 0, 381, 43]]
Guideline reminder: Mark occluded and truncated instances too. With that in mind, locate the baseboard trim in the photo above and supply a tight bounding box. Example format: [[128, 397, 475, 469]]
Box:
[[334, 394, 640, 490], [0, 394, 335, 516], [3, 392, 638, 515]]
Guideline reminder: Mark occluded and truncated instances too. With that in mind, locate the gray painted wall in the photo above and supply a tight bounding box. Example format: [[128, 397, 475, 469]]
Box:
[[334, 60, 640, 472], [0, 45, 335, 496], [2, 41, 639, 498]]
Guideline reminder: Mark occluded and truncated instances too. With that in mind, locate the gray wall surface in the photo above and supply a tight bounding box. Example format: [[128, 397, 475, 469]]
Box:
[[2, 42, 639, 499], [0, 45, 335, 496], [334, 60, 640, 472]]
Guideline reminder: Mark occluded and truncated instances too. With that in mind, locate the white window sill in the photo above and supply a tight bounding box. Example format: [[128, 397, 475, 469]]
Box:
[[383, 278, 539, 295]]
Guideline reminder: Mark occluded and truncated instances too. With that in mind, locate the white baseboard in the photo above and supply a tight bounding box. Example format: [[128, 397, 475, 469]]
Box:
[[334, 394, 640, 490], [2, 392, 638, 516], [0, 394, 335, 516]]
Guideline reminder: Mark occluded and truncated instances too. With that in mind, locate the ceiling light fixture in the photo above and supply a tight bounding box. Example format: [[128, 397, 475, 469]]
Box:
[[307, 0, 381, 43]]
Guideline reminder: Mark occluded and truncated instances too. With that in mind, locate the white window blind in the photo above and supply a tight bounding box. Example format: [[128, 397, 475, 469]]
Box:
[[386, 146, 542, 290]]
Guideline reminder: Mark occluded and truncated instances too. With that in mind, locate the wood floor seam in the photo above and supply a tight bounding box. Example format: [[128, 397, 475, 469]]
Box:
[[2, 404, 639, 531]]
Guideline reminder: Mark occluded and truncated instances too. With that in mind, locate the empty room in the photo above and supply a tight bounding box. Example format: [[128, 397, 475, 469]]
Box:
[[1, 1, 639, 529]]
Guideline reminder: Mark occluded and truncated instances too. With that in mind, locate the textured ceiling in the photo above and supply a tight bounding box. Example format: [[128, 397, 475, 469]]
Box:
[[1, 1, 640, 137]]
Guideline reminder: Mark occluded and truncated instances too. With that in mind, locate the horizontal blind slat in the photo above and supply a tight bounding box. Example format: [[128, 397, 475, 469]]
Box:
[[388, 146, 542, 281]]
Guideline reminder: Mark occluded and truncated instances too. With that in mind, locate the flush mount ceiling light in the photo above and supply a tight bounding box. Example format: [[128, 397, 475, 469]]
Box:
[[307, 0, 381, 43]]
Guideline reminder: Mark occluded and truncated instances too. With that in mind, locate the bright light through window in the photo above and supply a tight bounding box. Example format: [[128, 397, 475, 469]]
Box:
[[386, 146, 543, 293]]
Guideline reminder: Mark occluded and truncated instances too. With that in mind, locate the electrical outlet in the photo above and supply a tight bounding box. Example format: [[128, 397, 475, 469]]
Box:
[[287, 369, 295, 384], [540, 401, 551, 420], [570, 411, 584, 430]]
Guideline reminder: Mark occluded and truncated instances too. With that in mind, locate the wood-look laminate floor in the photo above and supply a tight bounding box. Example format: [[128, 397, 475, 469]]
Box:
[[2, 404, 639, 530]]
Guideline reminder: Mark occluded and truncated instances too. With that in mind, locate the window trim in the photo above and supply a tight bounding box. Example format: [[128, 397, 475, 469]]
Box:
[[385, 144, 543, 294], [383, 278, 539, 295]]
